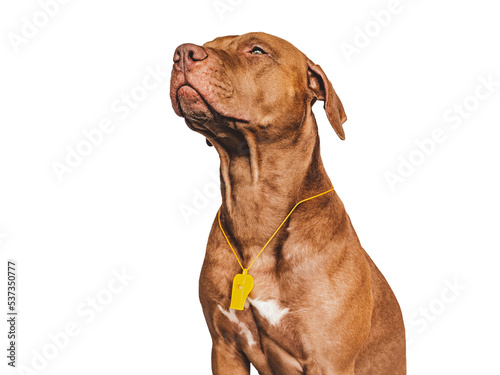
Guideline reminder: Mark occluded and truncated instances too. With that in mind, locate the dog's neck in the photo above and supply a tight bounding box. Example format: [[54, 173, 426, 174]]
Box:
[[214, 111, 334, 257]]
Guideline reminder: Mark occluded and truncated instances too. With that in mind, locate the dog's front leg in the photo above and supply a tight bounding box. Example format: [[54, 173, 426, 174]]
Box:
[[212, 341, 250, 375]]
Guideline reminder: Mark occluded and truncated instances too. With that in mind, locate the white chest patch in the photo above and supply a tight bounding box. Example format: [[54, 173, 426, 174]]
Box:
[[247, 298, 289, 326], [217, 305, 256, 347]]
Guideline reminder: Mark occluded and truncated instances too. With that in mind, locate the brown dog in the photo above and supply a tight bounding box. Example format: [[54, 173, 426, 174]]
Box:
[[170, 32, 406, 375]]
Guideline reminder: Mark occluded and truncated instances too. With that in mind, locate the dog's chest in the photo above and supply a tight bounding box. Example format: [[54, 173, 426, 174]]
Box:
[[216, 296, 291, 343], [216, 295, 305, 373], [247, 298, 290, 326]]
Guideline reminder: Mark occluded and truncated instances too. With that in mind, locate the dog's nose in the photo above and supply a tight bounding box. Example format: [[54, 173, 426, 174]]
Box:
[[173, 43, 208, 71]]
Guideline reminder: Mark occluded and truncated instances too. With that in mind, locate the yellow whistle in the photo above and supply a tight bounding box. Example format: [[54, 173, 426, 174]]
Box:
[[230, 269, 254, 310]]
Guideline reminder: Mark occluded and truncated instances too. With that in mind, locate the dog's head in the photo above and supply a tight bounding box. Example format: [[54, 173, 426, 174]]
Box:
[[170, 32, 347, 150]]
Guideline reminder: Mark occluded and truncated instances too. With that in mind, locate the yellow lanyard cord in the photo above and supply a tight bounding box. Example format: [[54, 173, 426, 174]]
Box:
[[217, 187, 334, 273]]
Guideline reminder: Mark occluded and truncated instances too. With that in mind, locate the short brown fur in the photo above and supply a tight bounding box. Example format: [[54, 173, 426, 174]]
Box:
[[170, 32, 406, 375]]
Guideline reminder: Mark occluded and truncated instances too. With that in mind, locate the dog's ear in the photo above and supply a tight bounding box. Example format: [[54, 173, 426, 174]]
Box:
[[307, 59, 347, 140]]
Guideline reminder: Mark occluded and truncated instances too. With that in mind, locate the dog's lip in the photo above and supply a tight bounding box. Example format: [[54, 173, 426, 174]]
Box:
[[177, 83, 200, 98], [173, 81, 250, 124], [171, 76, 250, 123], [171, 82, 195, 117], [175, 84, 211, 116], [175, 83, 203, 104]]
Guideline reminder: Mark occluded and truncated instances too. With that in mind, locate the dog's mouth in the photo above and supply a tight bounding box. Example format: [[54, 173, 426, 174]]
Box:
[[170, 78, 251, 153], [171, 74, 249, 125], [174, 84, 215, 122], [171, 83, 223, 143]]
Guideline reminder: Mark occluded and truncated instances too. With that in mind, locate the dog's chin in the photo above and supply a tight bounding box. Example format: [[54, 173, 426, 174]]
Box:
[[177, 85, 215, 123]]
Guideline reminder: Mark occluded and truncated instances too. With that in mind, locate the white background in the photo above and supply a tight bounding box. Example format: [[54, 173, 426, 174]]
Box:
[[1, 0, 499, 374]]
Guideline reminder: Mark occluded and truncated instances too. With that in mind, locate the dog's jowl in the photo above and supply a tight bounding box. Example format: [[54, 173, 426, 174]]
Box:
[[170, 32, 406, 375]]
